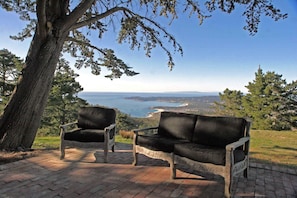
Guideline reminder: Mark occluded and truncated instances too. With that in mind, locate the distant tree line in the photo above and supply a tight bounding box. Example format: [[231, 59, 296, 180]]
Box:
[[215, 67, 297, 130]]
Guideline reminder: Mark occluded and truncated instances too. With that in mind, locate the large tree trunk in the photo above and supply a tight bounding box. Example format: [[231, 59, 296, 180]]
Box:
[[0, 31, 66, 150], [0, 0, 91, 150]]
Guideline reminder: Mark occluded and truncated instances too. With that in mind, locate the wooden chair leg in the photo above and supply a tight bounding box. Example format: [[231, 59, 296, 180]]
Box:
[[60, 140, 65, 160], [132, 146, 138, 166], [103, 143, 108, 163]]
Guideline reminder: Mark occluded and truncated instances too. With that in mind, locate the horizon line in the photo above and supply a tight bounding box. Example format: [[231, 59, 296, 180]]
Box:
[[79, 90, 221, 94]]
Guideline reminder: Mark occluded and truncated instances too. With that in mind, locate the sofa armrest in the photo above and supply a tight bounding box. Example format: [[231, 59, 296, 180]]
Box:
[[132, 126, 158, 147], [225, 136, 250, 168], [226, 137, 250, 151], [133, 126, 158, 135]]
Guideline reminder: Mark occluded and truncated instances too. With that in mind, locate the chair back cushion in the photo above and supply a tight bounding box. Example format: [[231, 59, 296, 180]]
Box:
[[77, 107, 116, 129], [193, 115, 247, 148], [158, 111, 197, 141]]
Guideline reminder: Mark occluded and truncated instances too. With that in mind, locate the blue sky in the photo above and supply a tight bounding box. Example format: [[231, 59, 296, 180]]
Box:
[[0, 1, 296, 93]]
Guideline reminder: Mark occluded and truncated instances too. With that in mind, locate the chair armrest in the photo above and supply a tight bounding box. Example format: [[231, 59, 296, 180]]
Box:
[[133, 126, 158, 135], [60, 122, 79, 140], [60, 122, 78, 132], [226, 137, 250, 151], [104, 123, 116, 132]]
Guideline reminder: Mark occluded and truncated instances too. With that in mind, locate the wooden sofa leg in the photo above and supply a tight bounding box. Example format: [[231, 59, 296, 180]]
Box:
[[170, 154, 176, 179], [132, 146, 138, 166], [170, 165, 176, 179], [244, 166, 249, 178], [224, 175, 232, 198]]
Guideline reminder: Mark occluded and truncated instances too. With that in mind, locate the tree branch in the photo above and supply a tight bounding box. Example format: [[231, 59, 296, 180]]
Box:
[[64, 0, 95, 30], [65, 36, 106, 55], [71, 6, 128, 30]]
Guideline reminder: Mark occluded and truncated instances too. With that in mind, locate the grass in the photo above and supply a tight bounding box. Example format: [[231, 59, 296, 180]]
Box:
[[32, 136, 60, 149], [32, 135, 132, 149], [250, 130, 297, 168], [115, 134, 133, 144], [32, 130, 297, 168]]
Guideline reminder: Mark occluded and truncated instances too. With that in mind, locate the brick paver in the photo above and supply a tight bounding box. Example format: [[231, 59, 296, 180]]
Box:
[[0, 143, 296, 198]]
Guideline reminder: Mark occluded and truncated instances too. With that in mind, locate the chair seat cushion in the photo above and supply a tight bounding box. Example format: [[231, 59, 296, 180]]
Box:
[[64, 129, 105, 142], [174, 143, 245, 165], [137, 134, 189, 153]]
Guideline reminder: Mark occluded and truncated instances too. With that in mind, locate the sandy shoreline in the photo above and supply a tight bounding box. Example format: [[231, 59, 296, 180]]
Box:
[[147, 103, 189, 118], [147, 108, 165, 118]]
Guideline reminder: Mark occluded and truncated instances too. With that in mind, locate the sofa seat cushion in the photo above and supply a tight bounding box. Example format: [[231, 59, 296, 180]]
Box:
[[64, 129, 105, 142], [136, 134, 189, 153], [174, 143, 245, 165]]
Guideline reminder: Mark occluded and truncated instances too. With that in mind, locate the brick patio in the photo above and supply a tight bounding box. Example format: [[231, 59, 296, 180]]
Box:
[[0, 143, 296, 198]]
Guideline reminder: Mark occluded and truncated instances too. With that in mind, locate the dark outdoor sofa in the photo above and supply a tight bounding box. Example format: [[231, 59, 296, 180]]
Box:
[[132, 111, 251, 198]]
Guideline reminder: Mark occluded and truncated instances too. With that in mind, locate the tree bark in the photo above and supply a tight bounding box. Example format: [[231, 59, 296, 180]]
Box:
[[0, 31, 67, 150]]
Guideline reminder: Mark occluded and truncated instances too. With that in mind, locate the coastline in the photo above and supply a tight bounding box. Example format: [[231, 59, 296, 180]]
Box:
[[79, 92, 219, 118], [147, 103, 190, 118], [147, 108, 165, 118]]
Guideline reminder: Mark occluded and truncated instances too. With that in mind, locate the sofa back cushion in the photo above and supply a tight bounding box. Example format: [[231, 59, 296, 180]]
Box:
[[158, 111, 197, 141], [193, 115, 247, 148], [77, 106, 116, 129]]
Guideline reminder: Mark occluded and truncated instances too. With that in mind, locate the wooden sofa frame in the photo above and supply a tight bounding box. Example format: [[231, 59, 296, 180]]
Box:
[[173, 134, 250, 198], [132, 127, 176, 177], [132, 112, 251, 198]]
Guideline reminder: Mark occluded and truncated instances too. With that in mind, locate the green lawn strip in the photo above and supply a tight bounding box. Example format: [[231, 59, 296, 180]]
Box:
[[250, 130, 297, 168], [32, 136, 60, 149], [33, 131, 297, 168], [115, 134, 133, 144], [32, 135, 132, 149]]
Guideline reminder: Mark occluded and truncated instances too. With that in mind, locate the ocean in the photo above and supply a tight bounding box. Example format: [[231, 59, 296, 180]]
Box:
[[78, 92, 218, 118]]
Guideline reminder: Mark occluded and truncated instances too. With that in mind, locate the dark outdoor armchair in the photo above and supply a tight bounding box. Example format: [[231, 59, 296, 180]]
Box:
[[60, 106, 116, 163]]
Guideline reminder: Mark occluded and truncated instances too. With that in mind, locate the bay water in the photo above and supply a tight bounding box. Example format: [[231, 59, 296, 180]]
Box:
[[78, 92, 218, 118]]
